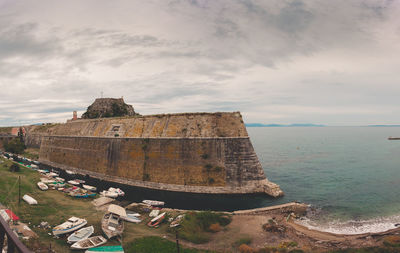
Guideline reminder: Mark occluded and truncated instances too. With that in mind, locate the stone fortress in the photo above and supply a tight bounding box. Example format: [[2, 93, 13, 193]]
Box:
[[24, 98, 284, 197]]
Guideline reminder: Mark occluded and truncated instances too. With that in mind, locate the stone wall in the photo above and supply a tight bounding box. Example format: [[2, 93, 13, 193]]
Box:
[[39, 135, 283, 196]]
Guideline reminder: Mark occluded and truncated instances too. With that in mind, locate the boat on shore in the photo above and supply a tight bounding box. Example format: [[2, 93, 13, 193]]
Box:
[[142, 200, 165, 206], [83, 184, 97, 191], [121, 211, 141, 223], [68, 180, 81, 186], [71, 235, 107, 250], [101, 204, 125, 239], [71, 192, 96, 198], [85, 245, 124, 253], [22, 194, 37, 205], [100, 190, 118, 198], [37, 182, 48, 191], [67, 226, 94, 244], [52, 217, 87, 236], [147, 212, 166, 227], [66, 170, 76, 175], [170, 214, 184, 228]]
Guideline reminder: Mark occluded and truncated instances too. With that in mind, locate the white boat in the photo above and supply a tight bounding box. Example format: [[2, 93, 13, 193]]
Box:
[[71, 236, 107, 250], [68, 180, 81, 186], [52, 217, 87, 236], [85, 245, 124, 253], [40, 177, 56, 184], [66, 170, 76, 175], [83, 184, 97, 191], [170, 214, 185, 228], [142, 200, 165, 206], [46, 172, 59, 177], [147, 212, 166, 227], [37, 182, 48, 191], [108, 187, 124, 196], [55, 177, 65, 182], [22, 194, 37, 205], [67, 226, 94, 244], [100, 190, 118, 198], [149, 209, 160, 218], [121, 212, 141, 223]]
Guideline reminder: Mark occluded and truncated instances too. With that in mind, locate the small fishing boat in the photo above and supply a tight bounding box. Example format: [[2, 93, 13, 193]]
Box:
[[37, 182, 48, 191], [108, 187, 124, 196], [83, 184, 97, 191], [147, 212, 166, 227], [142, 200, 165, 206], [75, 179, 86, 184], [68, 180, 81, 186], [70, 236, 107, 250], [55, 177, 65, 182], [67, 226, 94, 244], [72, 192, 96, 198], [149, 209, 160, 217], [170, 214, 184, 228], [52, 217, 87, 236], [121, 211, 142, 223], [22, 194, 37, 205], [48, 181, 66, 188], [100, 190, 118, 198], [66, 170, 76, 175], [40, 177, 56, 184], [47, 172, 59, 177], [101, 204, 125, 239], [37, 169, 49, 174], [85, 245, 124, 253]]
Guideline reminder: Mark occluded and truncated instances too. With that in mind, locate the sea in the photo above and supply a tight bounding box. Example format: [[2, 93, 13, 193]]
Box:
[[57, 126, 400, 235], [249, 126, 400, 234]]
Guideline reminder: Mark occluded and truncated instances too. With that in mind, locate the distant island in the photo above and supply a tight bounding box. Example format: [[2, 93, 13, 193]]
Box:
[[246, 123, 325, 127]]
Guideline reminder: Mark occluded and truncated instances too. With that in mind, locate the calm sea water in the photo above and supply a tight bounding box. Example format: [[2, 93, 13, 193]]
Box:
[[248, 127, 400, 234]]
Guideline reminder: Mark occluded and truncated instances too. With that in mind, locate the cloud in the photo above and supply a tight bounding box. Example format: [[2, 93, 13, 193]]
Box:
[[0, 0, 400, 126]]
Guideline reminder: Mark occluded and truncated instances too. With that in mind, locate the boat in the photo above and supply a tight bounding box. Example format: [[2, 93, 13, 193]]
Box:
[[121, 211, 142, 223], [85, 245, 124, 253], [48, 181, 66, 188], [83, 184, 97, 191], [169, 214, 184, 228], [71, 192, 96, 198], [55, 177, 65, 182], [100, 190, 118, 198], [149, 209, 160, 217], [142, 200, 165, 206], [101, 204, 125, 239], [52, 216, 87, 236], [47, 172, 59, 177], [40, 177, 56, 184], [108, 187, 124, 196], [75, 179, 86, 184], [37, 182, 48, 191], [70, 236, 107, 250], [22, 194, 37, 205], [68, 180, 81, 186], [66, 170, 76, 175], [67, 226, 94, 244], [37, 169, 49, 174], [147, 212, 166, 227]]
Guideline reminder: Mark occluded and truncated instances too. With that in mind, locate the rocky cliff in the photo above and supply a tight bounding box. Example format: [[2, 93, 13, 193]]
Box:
[[81, 98, 137, 119]]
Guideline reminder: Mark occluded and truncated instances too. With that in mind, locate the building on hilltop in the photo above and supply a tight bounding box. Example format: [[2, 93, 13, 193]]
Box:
[[81, 97, 137, 119]]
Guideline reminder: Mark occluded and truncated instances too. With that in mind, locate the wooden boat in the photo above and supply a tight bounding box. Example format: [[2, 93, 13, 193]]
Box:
[[67, 226, 94, 244], [142, 200, 165, 206], [85, 245, 124, 253], [83, 184, 97, 191], [68, 180, 81, 186], [52, 216, 87, 236], [147, 212, 166, 227], [101, 205, 126, 239], [22, 194, 37, 205], [37, 182, 48, 191], [72, 192, 96, 198], [70, 236, 107, 250]]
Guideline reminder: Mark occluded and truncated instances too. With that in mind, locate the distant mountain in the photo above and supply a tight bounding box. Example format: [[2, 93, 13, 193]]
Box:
[[246, 123, 325, 127], [367, 125, 400, 127]]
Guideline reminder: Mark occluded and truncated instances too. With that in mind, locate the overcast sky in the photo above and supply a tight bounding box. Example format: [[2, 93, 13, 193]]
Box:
[[0, 0, 399, 126]]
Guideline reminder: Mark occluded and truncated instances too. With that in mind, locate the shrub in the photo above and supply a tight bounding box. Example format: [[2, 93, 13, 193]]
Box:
[[383, 235, 400, 247], [239, 244, 255, 253], [9, 163, 20, 172], [4, 139, 26, 154], [233, 237, 252, 247], [208, 223, 222, 233]]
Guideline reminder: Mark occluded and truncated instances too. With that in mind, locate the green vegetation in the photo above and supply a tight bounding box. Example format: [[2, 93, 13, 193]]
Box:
[[126, 236, 211, 253], [233, 237, 252, 248], [9, 163, 20, 172], [175, 211, 231, 244], [0, 127, 12, 134], [3, 138, 26, 154]]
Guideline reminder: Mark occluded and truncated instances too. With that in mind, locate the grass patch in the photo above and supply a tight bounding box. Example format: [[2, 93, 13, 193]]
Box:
[[126, 236, 210, 253], [175, 211, 231, 244]]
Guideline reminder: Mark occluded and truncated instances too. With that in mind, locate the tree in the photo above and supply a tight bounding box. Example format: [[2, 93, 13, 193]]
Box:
[[9, 163, 20, 172], [4, 138, 26, 154]]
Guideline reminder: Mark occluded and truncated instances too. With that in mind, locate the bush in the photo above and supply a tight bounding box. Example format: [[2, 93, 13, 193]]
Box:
[[9, 163, 20, 172], [4, 139, 25, 154], [209, 223, 222, 233], [233, 237, 252, 248], [239, 244, 255, 253], [383, 235, 400, 247]]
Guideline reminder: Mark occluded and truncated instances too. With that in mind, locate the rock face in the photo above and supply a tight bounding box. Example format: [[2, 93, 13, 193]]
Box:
[[81, 98, 136, 119], [28, 111, 283, 197]]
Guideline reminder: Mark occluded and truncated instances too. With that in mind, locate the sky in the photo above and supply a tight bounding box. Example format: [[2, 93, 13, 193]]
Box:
[[0, 0, 399, 126]]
